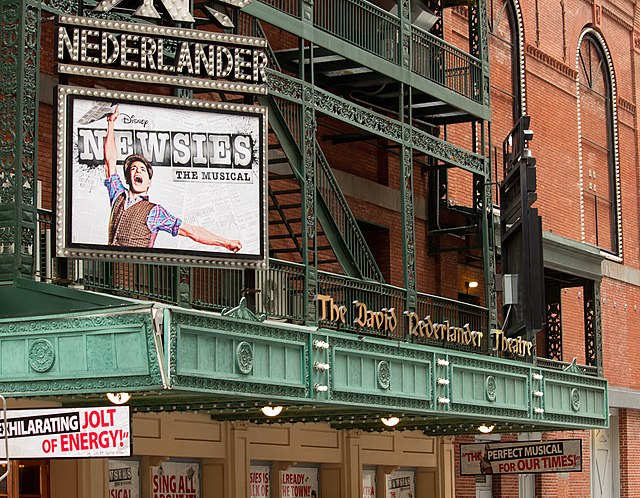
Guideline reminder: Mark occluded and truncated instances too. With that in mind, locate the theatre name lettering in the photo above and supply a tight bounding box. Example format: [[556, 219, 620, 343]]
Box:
[[316, 294, 533, 357], [56, 16, 268, 92]]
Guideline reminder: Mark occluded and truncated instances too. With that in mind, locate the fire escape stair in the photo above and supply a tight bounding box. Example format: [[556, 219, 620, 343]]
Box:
[[263, 94, 384, 282]]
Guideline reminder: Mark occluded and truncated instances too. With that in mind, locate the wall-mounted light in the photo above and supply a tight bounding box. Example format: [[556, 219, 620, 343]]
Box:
[[465, 280, 479, 290], [106, 392, 131, 405], [381, 416, 400, 427], [477, 423, 495, 434], [261, 405, 284, 417]]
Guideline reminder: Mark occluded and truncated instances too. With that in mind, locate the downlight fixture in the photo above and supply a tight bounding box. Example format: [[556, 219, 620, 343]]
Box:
[[261, 405, 284, 417], [477, 423, 495, 434], [381, 416, 401, 427], [106, 392, 131, 405]]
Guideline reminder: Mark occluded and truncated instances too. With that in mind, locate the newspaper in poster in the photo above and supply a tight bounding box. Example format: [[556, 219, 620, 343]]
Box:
[[250, 465, 270, 498], [57, 86, 267, 267], [385, 471, 414, 498], [109, 459, 140, 498], [0, 406, 130, 459], [279, 467, 318, 498], [151, 462, 200, 498], [459, 439, 582, 475]]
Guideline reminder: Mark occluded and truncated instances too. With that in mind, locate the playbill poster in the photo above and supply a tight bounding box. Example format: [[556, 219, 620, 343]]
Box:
[[57, 86, 267, 267], [109, 459, 140, 498]]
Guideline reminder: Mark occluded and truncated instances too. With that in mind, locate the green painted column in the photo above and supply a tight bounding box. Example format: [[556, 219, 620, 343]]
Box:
[[469, 1, 497, 332], [400, 129, 417, 313], [0, 0, 41, 281], [398, 2, 417, 312], [584, 280, 603, 376], [301, 58, 317, 325]]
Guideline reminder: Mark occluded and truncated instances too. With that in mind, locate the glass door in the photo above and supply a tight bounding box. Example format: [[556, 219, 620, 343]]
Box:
[[0, 461, 49, 498]]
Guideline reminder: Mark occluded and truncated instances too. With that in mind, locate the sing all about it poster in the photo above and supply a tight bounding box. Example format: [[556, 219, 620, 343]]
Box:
[[67, 95, 263, 258]]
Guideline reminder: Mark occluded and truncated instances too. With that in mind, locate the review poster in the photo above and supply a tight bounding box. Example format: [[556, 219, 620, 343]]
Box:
[[250, 465, 270, 498], [56, 86, 267, 267], [362, 469, 376, 498], [109, 459, 140, 498], [279, 467, 318, 498], [460, 439, 582, 475], [0, 406, 130, 459], [151, 462, 200, 498], [385, 470, 414, 498]]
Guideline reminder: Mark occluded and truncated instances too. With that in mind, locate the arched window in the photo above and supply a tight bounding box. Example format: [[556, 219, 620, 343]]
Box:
[[489, 0, 525, 203], [489, 0, 524, 121], [577, 30, 621, 256]]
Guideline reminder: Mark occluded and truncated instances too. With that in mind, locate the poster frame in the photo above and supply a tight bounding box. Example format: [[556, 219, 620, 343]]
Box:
[[55, 85, 268, 269]]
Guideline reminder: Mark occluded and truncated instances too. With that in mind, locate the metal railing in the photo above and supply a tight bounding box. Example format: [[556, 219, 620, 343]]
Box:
[[314, 0, 400, 64], [257, 0, 300, 18], [35, 210, 53, 282], [317, 271, 405, 339], [266, 92, 383, 281], [30, 226, 598, 373], [83, 260, 179, 304], [316, 145, 384, 281], [535, 357, 599, 377], [411, 25, 482, 102], [253, 0, 481, 102], [275, 97, 301, 145]]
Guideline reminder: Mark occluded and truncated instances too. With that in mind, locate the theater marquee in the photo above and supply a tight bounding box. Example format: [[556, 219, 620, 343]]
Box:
[[56, 15, 268, 94], [55, 86, 267, 267]]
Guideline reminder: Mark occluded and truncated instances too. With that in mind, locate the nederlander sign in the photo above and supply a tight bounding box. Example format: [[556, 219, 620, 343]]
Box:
[[56, 15, 268, 94], [316, 294, 533, 357]]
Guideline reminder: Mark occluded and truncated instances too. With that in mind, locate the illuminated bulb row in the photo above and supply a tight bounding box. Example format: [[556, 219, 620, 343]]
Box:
[[57, 64, 267, 94], [437, 396, 450, 405], [59, 16, 266, 47], [437, 378, 450, 386], [58, 85, 265, 114]]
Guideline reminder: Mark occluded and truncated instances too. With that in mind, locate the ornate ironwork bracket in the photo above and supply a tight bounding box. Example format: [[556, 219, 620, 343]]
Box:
[[222, 297, 267, 322]]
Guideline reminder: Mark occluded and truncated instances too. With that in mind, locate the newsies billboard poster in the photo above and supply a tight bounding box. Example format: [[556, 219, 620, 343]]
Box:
[[56, 86, 267, 267]]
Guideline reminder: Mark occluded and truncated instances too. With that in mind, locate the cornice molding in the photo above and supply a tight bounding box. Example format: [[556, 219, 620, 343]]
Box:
[[525, 44, 577, 79]]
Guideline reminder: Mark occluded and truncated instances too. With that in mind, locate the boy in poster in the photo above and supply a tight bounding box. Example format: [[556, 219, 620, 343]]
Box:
[[103, 107, 242, 251]]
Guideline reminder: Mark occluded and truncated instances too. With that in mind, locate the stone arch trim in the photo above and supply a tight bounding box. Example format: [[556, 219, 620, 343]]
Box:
[[575, 28, 622, 260]]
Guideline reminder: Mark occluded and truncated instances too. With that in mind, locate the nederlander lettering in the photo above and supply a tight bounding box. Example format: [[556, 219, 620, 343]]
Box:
[[58, 25, 268, 84], [404, 311, 484, 347]]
